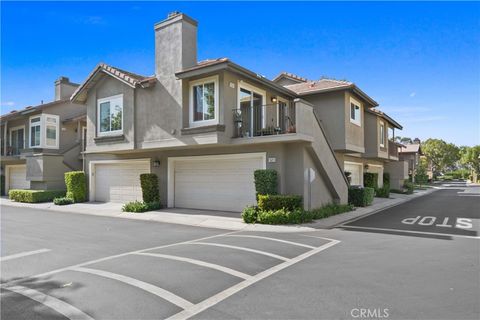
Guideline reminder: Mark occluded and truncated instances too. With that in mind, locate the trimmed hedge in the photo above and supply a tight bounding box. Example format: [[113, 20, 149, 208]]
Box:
[[404, 181, 414, 194], [254, 169, 278, 195], [375, 185, 390, 198], [122, 200, 161, 213], [9, 189, 65, 203], [257, 194, 303, 211], [140, 173, 160, 203], [54, 197, 74, 206], [0, 175, 5, 196], [383, 172, 390, 186], [364, 172, 379, 189], [65, 171, 87, 203], [348, 186, 375, 207], [242, 203, 354, 225]]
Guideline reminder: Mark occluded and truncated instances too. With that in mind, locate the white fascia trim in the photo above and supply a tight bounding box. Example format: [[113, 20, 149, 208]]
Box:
[[189, 75, 219, 128], [88, 158, 151, 202], [167, 152, 267, 208]]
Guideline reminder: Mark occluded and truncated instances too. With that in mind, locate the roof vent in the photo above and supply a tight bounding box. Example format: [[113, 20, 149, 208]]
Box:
[[9, 110, 17, 113], [168, 11, 181, 19], [26, 106, 33, 109]]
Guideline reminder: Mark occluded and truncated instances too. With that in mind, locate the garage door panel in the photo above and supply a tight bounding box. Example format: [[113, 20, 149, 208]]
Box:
[[8, 165, 30, 190], [94, 161, 150, 203], [172, 155, 264, 212], [345, 163, 362, 186]]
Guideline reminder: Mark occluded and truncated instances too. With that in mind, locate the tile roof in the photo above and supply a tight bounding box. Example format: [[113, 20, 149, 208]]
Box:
[[272, 72, 309, 83], [0, 99, 69, 122], [284, 78, 353, 94], [177, 58, 229, 73], [71, 63, 156, 103], [399, 143, 421, 153], [366, 108, 403, 129]]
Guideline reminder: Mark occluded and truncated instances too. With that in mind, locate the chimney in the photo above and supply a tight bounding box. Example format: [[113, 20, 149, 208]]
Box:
[[55, 76, 79, 101], [413, 138, 421, 144], [154, 12, 197, 79]]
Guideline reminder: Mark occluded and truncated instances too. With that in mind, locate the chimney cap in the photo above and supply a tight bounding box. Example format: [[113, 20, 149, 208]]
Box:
[[55, 76, 70, 84], [168, 11, 181, 18], [154, 12, 198, 30]]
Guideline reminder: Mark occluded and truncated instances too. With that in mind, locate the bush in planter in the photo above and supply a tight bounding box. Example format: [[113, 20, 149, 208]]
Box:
[[257, 194, 303, 211], [348, 186, 375, 207], [309, 203, 354, 219], [403, 181, 414, 194], [65, 171, 87, 203], [242, 206, 258, 224], [257, 208, 313, 225], [383, 173, 390, 187], [140, 173, 160, 203], [375, 185, 390, 198], [364, 172, 379, 189], [122, 200, 161, 213], [254, 169, 278, 195], [54, 197, 74, 205], [9, 189, 65, 203]]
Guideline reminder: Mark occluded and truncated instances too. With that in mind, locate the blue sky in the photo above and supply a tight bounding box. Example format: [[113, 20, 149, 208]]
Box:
[[1, 1, 479, 146]]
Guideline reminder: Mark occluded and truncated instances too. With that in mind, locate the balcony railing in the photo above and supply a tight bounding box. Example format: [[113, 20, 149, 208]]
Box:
[[0, 145, 22, 156], [232, 103, 296, 138], [388, 140, 399, 158]]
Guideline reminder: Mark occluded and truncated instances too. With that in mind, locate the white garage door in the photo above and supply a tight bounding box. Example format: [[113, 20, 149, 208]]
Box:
[[93, 160, 150, 202], [171, 154, 265, 212], [367, 165, 384, 187], [7, 165, 30, 191], [344, 162, 362, 186]]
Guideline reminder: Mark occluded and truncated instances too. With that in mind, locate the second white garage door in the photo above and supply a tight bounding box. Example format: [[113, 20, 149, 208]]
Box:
[[92, 160, 150, 202], [170, 153, 265, 212], [344, 162, 363, 186], [6, 165, 30, 192]]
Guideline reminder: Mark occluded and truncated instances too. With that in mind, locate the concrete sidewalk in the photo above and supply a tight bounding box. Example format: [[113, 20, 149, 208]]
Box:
[[0, 187, 438, 232]]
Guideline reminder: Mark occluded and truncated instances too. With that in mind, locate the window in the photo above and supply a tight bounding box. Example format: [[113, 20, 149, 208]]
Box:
[[380, 121, 385, 147], [97, 94, 123, 136], [238, 82, 266, 137], [350, 98, 361, 126], [189, 76, 218, 127], [29, 114, 59, 149], [30, 116, 41, 147]]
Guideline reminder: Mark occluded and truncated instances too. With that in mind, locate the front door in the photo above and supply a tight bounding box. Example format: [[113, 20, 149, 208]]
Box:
[[10, 127, 24, 155]]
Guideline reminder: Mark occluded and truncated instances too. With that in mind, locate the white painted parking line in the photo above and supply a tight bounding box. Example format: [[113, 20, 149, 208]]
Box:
[[226, 235, 316, 249], [166, 239, 341, 320], [341, 225, 480, 240], [0, 249, 51, 262], [0, 230, 239, 289], [191, 242, 290, 261], [134, 252, 251, 280], [4, 285, 94, 320], [72, 267, 193, 309]]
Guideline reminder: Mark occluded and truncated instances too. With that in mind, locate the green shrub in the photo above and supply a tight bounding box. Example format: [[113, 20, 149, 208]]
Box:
[[383, 173, 390, 186], [242, 206, 258, 224], [390, 188, 407, 194], [364, 172, 379, 189], [309, 203, 354, 219], [348, 187, 375, 207], [54, 197, 74, 205], [254, 169, 278, 195], [375, 185, 390, 198], [404, 181, 414, 194], [122, 200, 161, 213], [140, 173, 160, 203], [9, 189, 65, 203], [257, 194, 303, 211], [65, 171, 87, 203], [0, 175, 5, 196], [257, 208, 313, 225]]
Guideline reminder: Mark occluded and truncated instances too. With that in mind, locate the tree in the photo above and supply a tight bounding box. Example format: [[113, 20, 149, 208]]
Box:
[[460, 145, 480, 174], [394, 136, 413, 144], [421, 139, 460, 174]]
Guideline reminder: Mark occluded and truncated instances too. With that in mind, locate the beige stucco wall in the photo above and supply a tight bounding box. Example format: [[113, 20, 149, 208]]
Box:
[[384, 160, 408, 189], [364, 112, 388, 160], [344, 92, 365, 153]]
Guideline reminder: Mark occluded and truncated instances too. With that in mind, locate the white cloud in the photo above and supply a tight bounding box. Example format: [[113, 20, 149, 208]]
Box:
[[403, 116, 447, 123], [83, 16, 105, 25], [409, 92, 416, 98], [1, 101, 15, 106]]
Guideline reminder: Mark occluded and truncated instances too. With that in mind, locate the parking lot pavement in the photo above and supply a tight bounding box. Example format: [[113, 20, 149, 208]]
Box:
[[341, 184, 480, 239], [1, 230, 339, 320]]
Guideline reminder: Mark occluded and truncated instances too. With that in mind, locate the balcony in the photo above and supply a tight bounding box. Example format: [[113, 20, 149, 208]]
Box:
[[389, 139, 399, 160], [0, 145, 22, 157], [232, 103, 296, 138]]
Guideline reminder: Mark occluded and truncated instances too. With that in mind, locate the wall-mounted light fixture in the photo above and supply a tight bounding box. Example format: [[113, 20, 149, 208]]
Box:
[[271, 96, 278, 103], [153, 160, 161, 167], [364, 164, 369, 170]]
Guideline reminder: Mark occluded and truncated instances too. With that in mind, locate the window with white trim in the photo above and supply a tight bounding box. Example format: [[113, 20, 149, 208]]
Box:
[[97, 94, 123, 136], [29, 114, 59, 149], [350, 98, 361, 126], [189, 76, 218, 126], [379, 121, 385, 147]]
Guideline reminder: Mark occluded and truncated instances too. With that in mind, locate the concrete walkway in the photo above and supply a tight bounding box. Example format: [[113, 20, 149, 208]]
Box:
[[0, 187, 438, 232]]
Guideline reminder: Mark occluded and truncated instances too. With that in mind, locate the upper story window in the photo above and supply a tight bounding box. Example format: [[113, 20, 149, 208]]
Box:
[[189, 76, 219, 127], [379, 121, 385, 147], [349, 98, 361, 126], [29, 114, 59, 149], [97, 94, 123, 136]]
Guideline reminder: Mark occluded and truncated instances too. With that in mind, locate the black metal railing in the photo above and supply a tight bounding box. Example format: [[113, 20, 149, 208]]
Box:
[[0, 144, 22, 156], [232, 103, 296, 138]]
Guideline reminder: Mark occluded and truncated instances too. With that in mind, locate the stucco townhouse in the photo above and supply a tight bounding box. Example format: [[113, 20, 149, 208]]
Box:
[[1, 77, 86, 193], [271, 72, 408, 189]]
